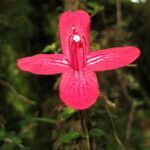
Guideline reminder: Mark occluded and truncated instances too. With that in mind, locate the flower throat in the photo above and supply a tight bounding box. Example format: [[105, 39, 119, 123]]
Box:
[[68, 27, 86, 71]]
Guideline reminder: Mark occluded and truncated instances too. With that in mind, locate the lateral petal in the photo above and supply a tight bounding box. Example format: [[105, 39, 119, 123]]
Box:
[[59, 10, 90, 59], [86, 46, 140, 71], [17, 54, 70, 75], [60, 68, 99, 110]]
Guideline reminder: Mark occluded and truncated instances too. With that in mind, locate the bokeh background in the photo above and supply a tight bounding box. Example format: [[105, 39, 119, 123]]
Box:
[[0, 0, 149, 149]]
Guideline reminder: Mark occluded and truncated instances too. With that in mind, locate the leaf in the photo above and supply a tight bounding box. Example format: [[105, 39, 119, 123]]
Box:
[[59, 131, 81, 144], [1, 143, 15, 150], [61, 107, 76, 120], [43, 43, 57, 53], [1, 137, 24, 150], [11, 137, 22, 145], [89, 128, 106, 137], [32, 117, 56, 124], [87, 2, 104, 16], [0, 129, 6, 139]]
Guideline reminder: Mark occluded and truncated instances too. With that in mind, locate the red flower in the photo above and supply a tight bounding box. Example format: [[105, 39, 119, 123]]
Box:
[[17, 10, 140, 110]]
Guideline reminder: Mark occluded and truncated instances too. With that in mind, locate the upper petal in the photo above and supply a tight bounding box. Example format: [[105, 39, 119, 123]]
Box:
[[17, 54, 70, 75], [86, 46, 140, 71], [60, 68, 99, 110], [59, 10, 90, 59]]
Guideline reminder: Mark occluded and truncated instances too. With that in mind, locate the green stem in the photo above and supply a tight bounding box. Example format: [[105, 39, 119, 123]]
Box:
[[80, 111, 90, 150]]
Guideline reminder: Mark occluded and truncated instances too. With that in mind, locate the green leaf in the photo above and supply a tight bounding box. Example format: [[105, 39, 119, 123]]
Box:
[[0, 128, 6, 139], [61, 107, 76, 120], [1, 143, 15, 150], [59, 131, 81, 144], [42, 43, 57, 53], [1, 137, 24, 150], [87, 2, 104, 16], [11, 137, 22, 145], [32, 117, 56, 124], [89, 128, 106, 137]]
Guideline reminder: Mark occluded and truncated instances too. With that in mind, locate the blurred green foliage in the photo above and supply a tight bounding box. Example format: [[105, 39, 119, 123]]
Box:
[[0, 0, 149, 149], [59, 131, 81, 144]]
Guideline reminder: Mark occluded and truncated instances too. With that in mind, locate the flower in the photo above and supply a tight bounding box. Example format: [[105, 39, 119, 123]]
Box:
[[17, 10, 140, 110]]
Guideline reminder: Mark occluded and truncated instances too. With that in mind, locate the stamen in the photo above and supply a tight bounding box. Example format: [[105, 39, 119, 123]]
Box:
[[73, 34, 80, 42]]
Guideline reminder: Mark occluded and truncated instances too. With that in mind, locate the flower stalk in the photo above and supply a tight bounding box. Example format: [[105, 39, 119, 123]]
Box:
[[80, 111, 90, 150]]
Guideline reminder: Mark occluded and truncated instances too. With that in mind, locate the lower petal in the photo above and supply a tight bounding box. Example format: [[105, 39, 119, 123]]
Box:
[[60, 68, 99, 110]]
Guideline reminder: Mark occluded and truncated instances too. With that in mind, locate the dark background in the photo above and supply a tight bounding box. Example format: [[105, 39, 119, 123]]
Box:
[[0, 0, 149, 149]]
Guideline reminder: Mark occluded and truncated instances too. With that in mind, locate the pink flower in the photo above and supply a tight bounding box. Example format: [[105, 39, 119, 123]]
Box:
[[17, 10, 140, 110]]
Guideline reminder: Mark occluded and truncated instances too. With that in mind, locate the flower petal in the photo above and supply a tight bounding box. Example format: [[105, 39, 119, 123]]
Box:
[[17, 54, 70, 75], [60, 68, 99, 110], [59, 10, 90, 59], [86, 46, 140, 71]]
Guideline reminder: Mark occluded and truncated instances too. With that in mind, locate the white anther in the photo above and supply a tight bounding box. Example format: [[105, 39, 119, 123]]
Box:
[[73, 34, 80, 42]]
